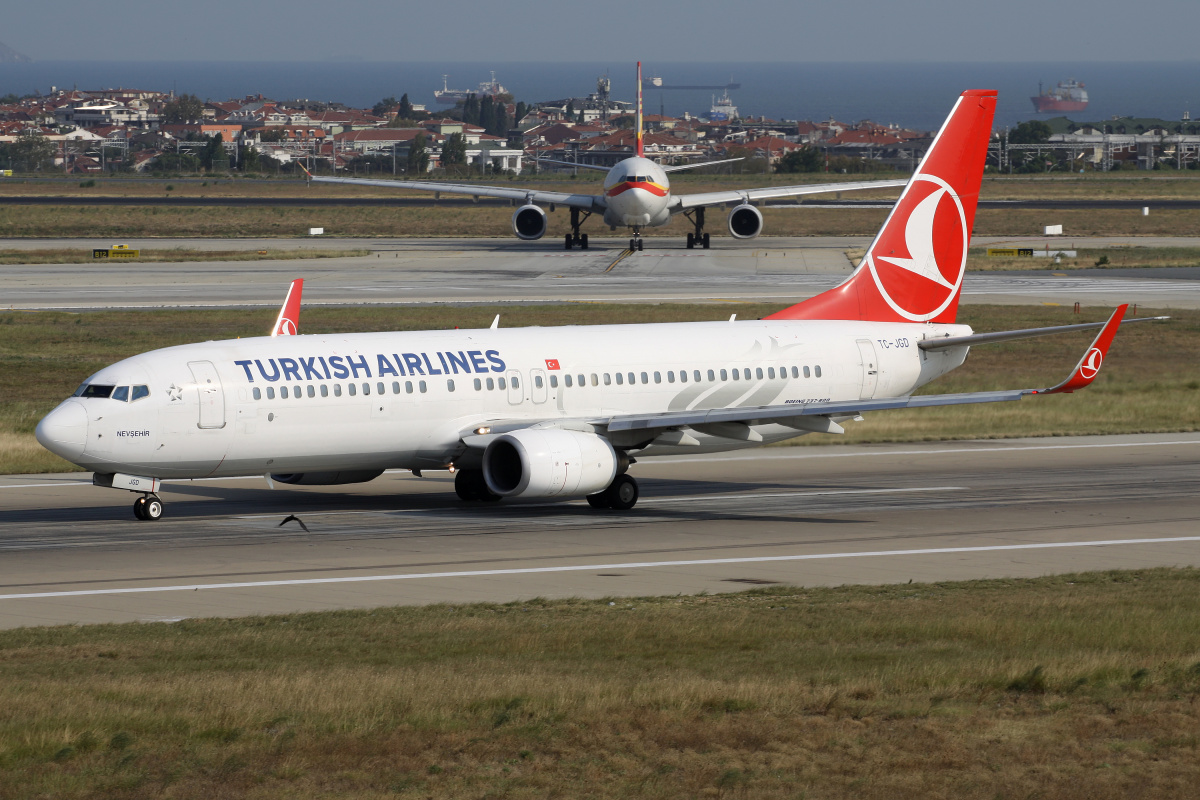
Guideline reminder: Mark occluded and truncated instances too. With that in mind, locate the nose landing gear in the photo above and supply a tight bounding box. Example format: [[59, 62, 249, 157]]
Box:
[[628, 227, 645, 252], [133, 494, 164, 521]]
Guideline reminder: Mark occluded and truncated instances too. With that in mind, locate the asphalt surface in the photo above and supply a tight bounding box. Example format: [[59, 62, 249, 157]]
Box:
[[2, 433, 1197, 629], [3, 236, 1199, 310]]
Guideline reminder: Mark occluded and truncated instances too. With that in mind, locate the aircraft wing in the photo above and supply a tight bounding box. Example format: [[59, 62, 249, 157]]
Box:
[[460, 305, 1136, 451], [673, 178, 906, 210], [308, 175, 605, 210]]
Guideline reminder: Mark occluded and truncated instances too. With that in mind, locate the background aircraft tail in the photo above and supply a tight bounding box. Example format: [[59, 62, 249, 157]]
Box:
[[765, 90, 997, 323], [636, 61, 644, 158]]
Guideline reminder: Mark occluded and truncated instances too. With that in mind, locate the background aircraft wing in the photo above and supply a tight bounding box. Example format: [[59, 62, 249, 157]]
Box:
[[309, 176, 605, 210], [673, 178, 906, 210]]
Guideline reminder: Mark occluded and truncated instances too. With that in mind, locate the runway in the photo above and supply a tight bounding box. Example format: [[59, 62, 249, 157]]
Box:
[[3, 236, 1199, 310], [2, 433, 1197, 629]]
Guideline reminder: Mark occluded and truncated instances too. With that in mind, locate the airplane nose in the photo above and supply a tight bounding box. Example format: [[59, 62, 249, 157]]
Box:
[[35, 400, 88, 462]]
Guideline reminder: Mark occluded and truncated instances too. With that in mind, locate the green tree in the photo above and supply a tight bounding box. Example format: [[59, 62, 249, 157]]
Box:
[[240, 144, 261, 173], [153, 152, 201, 173], [440, 132, 468, 171], [398, 93, 413, 120], [1009, 120, 1052, 144], [461, 94, 480, 126], [160, 93, 205, 123], [514, 101, 528, 123], [11, 130, 57, 172], [406, 132, 429, 174], [202, 133, 229, 172], [372, 96, 398, 117], [564, 100, 574, 121], [479, 95, 495, 136], [775, 146, 823, 173]]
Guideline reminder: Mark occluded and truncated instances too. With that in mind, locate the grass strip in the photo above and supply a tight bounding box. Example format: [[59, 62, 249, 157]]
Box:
[[2, 303, 1196, 474], [0, 248, 369, 265], [1, 568, 1199, 798]]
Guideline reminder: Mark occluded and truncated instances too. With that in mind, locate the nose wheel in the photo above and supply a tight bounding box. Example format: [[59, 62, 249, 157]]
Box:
[[133, 494, 164, 521], [628, 228, 645, 252]]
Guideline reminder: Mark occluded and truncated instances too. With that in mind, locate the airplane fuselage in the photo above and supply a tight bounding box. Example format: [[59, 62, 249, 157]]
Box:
[[37, 319, 971, 481], [602, 157, 672, 228]]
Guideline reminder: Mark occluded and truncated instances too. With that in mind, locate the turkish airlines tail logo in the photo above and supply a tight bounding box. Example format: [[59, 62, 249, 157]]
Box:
[[271, 279, 304, 337], [766, 90, 997, 324]]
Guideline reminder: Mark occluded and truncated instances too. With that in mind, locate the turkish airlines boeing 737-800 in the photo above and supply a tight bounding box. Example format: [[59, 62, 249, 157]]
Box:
[[36, 90, 1163, 521], [305, 63, 906, 251]]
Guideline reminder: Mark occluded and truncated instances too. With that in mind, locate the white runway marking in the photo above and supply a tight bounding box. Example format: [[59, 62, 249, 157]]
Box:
[[3, 536, 1197, 601]]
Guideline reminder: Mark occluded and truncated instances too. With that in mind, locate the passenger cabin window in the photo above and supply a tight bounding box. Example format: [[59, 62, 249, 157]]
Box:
[[267, 387, 276, 399], [419, 381, 427, 393], [499, 377, 507, 390], [550, 375, 558, 388], [756, 368, 764, 380], [281, 386, 289, 399], [603, 373, 611, 386], [112, 386, 130, 402], [564, 374, 573, 388], [579, 374, 586, 387], [732, 369, 739, 381], [667, 371, 675, 383], [132, 385, 149, 401], [320, 385, 329, 397], [377, 382, 385, 395], [511, 376, 520, 389], [307, 385, 316, 398], [803, 366, 811, 378], [768, 367, 775, 379], [447, 379, 455, 392], [79, 384, 115, 399], [486, 378, 495, 391], [294, 385, 300, 397], [474, 378, 482, 391], [640, 372, 648, 384], [253, 387, 262, 400], [405, 381, 414, 394], [590, 374, 598, 386], [707, 370, 715, 382], [334, 384, 342, 397], [348, 384, 356, 396], [720, 369, 728, 381], [628, 372, 636, 385], [392, 382, 400, 394], [363, 383, 371, 396], [616, 373, 623, 386], [815, 366, 823, 378], [535, 375, 544, 389]]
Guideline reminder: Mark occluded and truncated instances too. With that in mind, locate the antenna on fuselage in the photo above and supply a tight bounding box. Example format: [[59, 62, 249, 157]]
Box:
[[636, 61, 644, 158]]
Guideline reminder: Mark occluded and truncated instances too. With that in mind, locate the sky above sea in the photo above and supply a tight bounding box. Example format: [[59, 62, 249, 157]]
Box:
[[2, 61, 1197, 131]]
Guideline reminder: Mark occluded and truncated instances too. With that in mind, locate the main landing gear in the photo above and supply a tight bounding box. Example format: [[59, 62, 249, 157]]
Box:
[[684, 207, 711, 249], [454, 469, 500, 502], [586, 474, 640, 511], [564, 208, 591, 249], [133, 493, 164, 521]]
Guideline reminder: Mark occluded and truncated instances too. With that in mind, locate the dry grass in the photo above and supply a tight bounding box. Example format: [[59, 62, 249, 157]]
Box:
[[3, 304, 1197, 474], [1, 569, 1199, 799], [970, 246, 1200, 271], [0, 248, 368, 265]]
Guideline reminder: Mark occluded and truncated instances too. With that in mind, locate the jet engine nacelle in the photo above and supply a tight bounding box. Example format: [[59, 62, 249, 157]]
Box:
[[727, 204, 763, 239], [270, 469, 384, 486], [482, 428, 617, 499], [512, 204, 548, 240]]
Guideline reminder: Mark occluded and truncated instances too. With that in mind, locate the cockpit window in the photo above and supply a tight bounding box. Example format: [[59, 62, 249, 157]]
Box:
[[131, 385, 150, 401], [78, 384, 115, 399], [111, 386, 130, 402]]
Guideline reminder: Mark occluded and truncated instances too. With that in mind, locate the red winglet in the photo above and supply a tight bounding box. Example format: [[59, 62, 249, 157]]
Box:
[[271, 279, 303, 337], [1033, 304, 1127, 394]]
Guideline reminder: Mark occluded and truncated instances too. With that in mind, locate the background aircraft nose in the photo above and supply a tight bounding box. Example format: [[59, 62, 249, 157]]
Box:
[[35, 400, 88, 461]]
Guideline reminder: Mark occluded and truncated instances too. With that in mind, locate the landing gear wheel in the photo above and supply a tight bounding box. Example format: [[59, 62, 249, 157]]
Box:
[[456, 469, 499, 503], [628, 238, 636, 251], [135, 494, 163, 521], [636, 239, 644, 252], [606, 474, 639, 510], [686, 232, 695, 249], [702, 233, 711, 249], [579, 233, 588, 249], [586, 492, 610, 509], [564, 234, 573, 250]]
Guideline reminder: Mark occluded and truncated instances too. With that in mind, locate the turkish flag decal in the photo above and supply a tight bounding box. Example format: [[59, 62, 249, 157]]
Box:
[[545, 359, 560, 370]]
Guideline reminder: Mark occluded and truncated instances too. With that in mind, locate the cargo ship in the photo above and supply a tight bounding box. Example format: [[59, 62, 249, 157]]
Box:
[[1030, 79, 1089, 114], [435, 72, 507, 105], [704, 89, 739, 122]]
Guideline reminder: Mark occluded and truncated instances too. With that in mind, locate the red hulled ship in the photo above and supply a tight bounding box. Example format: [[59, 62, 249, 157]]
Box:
[[1031, 79, 1089, 114]]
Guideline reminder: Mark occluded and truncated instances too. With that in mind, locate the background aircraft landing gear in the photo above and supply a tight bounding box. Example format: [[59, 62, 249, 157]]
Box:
[[586, 474, 639, 511], [684, 208, 711, 249], [133, 494, 164, 521], [564, 208, 590, 250], [455, 469, 499, 502]]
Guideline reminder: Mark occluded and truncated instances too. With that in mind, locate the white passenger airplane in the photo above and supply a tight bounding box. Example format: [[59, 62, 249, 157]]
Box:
[[304, 62, 906, 251], [36, 90, 1163, 521]]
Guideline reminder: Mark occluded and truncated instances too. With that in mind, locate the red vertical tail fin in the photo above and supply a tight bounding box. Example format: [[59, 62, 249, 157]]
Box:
[[271, 279, 303, 336], [766, 90, 997, 323], [636, 61, 644, 158]]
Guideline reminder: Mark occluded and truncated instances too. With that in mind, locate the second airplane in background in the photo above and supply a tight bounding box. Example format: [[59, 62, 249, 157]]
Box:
[[307, 63, 906, 251]]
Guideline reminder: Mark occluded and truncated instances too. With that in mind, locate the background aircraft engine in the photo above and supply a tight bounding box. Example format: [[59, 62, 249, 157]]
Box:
[[270, 470, 384, 485], [482, 429, 618, 499], [512, 205, 549, 240], [727, 204, 764, 239]]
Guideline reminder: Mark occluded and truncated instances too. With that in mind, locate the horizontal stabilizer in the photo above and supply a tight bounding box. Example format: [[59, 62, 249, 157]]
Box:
[[919, 313, 1168, 350]]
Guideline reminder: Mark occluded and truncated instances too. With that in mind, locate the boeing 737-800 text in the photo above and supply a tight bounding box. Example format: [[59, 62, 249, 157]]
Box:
[[304, 63, 906, 251], [36, 90, 1163, 520]]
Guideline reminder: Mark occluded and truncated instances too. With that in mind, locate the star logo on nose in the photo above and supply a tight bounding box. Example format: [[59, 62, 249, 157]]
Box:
[[167, 384, 184, 402]]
